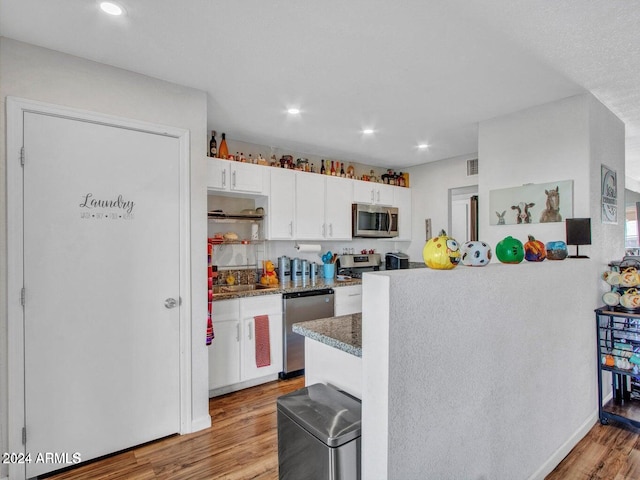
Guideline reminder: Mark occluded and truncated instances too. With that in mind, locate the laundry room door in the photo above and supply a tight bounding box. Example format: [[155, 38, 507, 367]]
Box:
[[22, 111, 182, 478]]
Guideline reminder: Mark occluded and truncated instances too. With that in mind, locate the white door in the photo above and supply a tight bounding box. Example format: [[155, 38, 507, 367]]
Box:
[[22, 112, 181, 477], [451, 198, 470, 243]]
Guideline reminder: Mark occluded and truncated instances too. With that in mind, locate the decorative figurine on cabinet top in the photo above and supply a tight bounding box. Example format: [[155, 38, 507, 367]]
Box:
[[524, 235, 547, 262], [422, 230, 461, 269], [495, 236, 524, 264], [460, 241, 492, 267], [545, 240, 568, 260]]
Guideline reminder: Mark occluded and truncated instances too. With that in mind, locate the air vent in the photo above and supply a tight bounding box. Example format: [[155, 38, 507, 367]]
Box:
[[466, 158, 478, 176]]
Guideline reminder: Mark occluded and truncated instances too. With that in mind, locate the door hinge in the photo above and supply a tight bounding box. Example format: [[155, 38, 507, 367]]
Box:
[[20, 287, 25, 306], [20, 146, 25, 166], [22, 427, 26, 445]]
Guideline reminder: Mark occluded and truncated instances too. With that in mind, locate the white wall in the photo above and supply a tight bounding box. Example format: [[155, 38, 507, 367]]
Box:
[[478, 93, 625, 267], [405, 154, 478, 261], [362, 262, 598, 480], [0, 37, 211, 473]]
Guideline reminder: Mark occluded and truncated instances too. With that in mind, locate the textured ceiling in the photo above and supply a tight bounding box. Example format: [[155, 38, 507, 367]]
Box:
[[1, 0, 639, 180]]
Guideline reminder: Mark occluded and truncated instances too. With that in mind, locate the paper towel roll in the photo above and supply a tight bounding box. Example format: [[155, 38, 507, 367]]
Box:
[[295, 243, 322, 253]]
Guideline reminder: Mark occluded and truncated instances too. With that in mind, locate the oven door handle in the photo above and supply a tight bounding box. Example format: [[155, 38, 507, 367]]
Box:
[[387, 209, 392, 235]]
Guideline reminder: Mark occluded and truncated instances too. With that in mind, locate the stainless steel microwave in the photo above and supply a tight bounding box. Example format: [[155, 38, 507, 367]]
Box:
[[352, 203, 399, 238]]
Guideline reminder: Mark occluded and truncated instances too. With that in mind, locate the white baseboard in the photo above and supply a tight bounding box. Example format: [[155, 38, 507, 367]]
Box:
[[209, 374, 279, 398], [189, 414, 212, 433], [528, 410, 599, 480]]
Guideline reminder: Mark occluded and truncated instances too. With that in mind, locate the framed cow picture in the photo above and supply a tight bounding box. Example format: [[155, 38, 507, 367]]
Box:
[[489, 180, 574, 226]]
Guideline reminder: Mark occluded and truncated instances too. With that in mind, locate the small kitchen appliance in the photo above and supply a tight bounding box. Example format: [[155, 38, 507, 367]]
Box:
[[352, 203, 399, 238], [385, 252, 409, 270], [337, 253, 381, 278]]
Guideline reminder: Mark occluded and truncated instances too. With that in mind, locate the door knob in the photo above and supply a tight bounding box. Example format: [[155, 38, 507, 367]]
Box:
[[164, 298, 178, 309]]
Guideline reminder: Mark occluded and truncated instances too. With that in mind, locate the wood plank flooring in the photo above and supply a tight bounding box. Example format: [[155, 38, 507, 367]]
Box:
[[42, 376, 304, 480], [40, 376, 640, 479]]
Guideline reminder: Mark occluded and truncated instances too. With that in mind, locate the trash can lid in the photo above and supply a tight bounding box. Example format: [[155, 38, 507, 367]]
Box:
[[277, 383, 362, 447]]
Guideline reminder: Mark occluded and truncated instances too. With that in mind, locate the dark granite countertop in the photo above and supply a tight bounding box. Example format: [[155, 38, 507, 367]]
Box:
[[292, 313, 362, 357], [211, 277, 361, 301]]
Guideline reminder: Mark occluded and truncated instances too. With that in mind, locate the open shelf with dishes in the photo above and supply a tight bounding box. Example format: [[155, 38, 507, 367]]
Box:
[[596, 308, 640, 428]]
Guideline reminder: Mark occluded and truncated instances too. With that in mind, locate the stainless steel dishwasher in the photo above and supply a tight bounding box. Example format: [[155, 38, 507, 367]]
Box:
[[280, 288, 334, 379]]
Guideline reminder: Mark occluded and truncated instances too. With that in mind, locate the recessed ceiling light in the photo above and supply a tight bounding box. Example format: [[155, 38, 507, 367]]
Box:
[[287, 108, 300, 115], [100, 2, 124, 16], [418, 143, 429, 150], [362, 128, 374, 135]]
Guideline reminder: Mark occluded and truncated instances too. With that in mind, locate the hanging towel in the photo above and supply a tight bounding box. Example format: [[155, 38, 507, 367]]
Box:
[[254, 315, 271, 367], [206, 313, 214, 346]]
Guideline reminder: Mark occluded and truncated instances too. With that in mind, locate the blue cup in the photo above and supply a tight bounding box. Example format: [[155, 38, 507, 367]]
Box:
[[323, 263, 335, 279]]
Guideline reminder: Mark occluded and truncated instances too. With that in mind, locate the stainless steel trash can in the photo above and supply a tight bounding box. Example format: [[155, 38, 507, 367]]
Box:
[[277, 383, 362, 480]]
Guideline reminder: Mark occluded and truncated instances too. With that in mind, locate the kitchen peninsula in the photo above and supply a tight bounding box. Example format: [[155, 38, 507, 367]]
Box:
[[293, 313, 363, 399], [361, 261, 599, 480]]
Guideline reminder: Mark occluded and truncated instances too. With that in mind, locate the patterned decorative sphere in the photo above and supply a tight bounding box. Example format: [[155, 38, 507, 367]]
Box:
[[422, 230, 461, 270], [495, 236, 524, 264], [461, 241, 492, 267]]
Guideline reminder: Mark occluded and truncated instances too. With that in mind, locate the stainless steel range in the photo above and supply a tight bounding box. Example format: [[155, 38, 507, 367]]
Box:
[[336, 253, 381, 278]]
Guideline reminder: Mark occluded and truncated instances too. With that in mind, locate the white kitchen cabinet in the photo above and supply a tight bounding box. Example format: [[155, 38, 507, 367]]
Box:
[[208, 299, 241, 390], [334, 284, 362, 316], [268, 168, 296, 239], [294, 172, 325, 239], [294, 173, 352, 240], [324, 176, 353, 240], [240, 295, 283, 381], [353, 180, 394, 206], [394, 186, 412, 241], [206, 157, 266, 194], [208, 294, 283, 393]]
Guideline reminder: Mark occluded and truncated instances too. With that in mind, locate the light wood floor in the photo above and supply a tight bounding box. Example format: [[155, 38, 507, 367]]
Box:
[[41, 377, 640, 480]]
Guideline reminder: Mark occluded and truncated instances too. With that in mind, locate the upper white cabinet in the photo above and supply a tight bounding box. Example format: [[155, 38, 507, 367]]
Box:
[[268, 168, 296, 239], [394, 186, 412, 241], [207, 158, 266, 195], [353, 180, 394, 206], [295, 174, 352, 241]]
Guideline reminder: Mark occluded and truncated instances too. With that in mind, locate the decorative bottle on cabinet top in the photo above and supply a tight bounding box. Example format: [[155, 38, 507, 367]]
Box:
[[209, 130, 217, 158], [218, 133, 229, 159]]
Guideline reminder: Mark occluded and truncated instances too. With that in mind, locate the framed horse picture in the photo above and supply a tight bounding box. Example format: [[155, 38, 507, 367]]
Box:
[[489, 180, 574, 226]]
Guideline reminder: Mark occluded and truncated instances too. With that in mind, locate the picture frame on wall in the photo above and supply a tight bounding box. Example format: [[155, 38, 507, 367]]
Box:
[[489, 180, 573, 226], [601, 164, 617, 224]]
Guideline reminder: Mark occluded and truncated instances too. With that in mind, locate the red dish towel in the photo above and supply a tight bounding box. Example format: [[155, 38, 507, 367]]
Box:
[[254, 315, 271, 368]]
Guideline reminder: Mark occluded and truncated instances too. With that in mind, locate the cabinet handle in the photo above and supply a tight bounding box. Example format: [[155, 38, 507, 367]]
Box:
[[329, 223, 333, 237], [289, 221, 293, 237], [222, 170, 226, 188], [377, 190, 381, 202], [348, 293, 361, 297], [232, 171, 237, 188], [236, 323, 240, 342], [248, 321, 253, 340], [322, 223, 326, 237], [371, 189, 374, 203]]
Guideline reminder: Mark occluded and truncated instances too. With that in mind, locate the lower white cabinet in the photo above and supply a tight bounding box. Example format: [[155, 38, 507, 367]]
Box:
[[334, 285, 362, 316], [208, 295, 283, 393]]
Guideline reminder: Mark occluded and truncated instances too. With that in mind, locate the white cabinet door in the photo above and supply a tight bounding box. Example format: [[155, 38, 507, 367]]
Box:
[[394, 187, 412, 241], [268, 169, 296, 239], [334, 285, 363, 316], [240, 295, 283, 381], [206, 158, 265, 194], [208, 299, 241, 390], [231, 161, 265, 194], [295, 172, 325, 239], [376, 183, 395, 206], [207, 157, 229, 191], [325, 176, 353, 240], [353, 180, 394, 206], [353, 180, 376, 204]]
